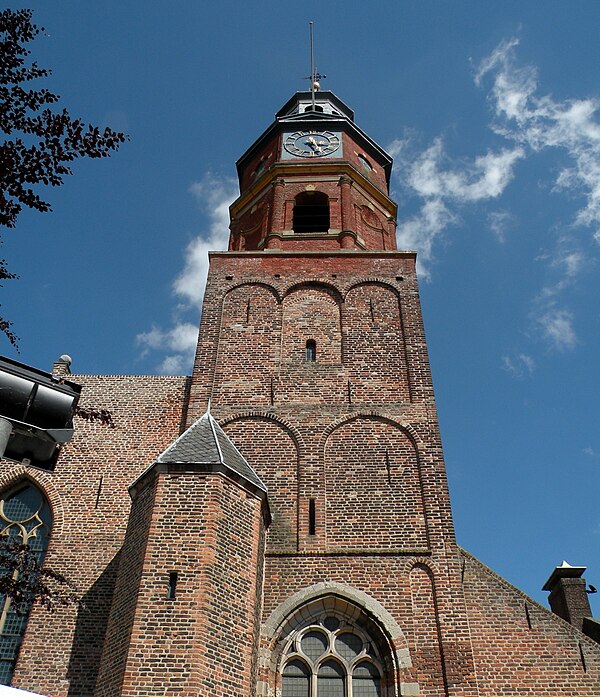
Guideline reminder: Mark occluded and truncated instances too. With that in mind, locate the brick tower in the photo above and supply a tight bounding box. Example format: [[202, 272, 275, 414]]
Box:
[[185, 89, 480, 696], [4, 88, 600, 697]]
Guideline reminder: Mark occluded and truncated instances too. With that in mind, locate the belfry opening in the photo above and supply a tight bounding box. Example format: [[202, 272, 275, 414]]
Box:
[[293, 192, 330, 234]]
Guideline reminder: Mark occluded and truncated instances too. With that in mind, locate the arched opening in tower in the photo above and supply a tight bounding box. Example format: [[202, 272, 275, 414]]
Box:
[[293, 192, 330, 233]]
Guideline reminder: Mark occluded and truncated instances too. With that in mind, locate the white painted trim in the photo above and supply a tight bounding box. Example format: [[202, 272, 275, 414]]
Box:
[[0, 686, 47, 696]]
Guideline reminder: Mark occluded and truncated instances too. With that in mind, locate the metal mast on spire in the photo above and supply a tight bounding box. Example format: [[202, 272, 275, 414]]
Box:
[[307, 21, 325, 108], [309, 21, 316, 109]]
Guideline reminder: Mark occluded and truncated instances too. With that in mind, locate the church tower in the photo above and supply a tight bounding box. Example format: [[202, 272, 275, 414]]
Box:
[[185, 89, 480, 696], [4, 87, 600, 697]]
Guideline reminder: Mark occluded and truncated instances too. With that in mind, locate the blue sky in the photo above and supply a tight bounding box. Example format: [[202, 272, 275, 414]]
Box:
[[3, 1, 599, 611]]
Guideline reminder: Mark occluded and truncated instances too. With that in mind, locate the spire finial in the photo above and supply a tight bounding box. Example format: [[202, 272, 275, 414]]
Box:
[[306, 21, 326, 106]]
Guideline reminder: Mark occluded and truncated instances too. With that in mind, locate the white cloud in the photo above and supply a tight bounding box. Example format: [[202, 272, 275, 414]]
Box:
[[535, 237, 586, 301], [527, 235, 586, 350], [386, 137, 410, 160], [536, 308, 576, 351], [135, 174, 238, 373], [136, 322, 199, 375], [158, 354, 190, 376], [501, 352, 535, 378], [173, 175, 238, 306], [487, 210, 513, 243], [557, 249, 585, 279], [407, 138, 523, 202], [476, 37, 600, 242], [396, 200, 456, 279], [391, 134, 522, 278], [474, 38, 600, 353]]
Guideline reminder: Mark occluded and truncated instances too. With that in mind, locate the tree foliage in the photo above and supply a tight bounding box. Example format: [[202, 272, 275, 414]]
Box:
[[0, 538, 80, 614], [0, 8, 128, 344]]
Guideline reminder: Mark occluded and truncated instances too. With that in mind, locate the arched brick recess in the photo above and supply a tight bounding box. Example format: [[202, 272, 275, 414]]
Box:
[[401, 557, 441, 577], [320, 412, 426, 453], [220, 411, 305, 457], [409, 564, 447, 696], [222, 280, 282, 304], [0, 466, 64, 539], [277, 284, 345, 404], [223, 416, 299, 552], [323, 416, 427, 550], [213, 283, 281, 406], [281, 280, 343, 305], [344, 278, 403, 297], [344, 282, 409, 402], [281, 286, 342, 365]]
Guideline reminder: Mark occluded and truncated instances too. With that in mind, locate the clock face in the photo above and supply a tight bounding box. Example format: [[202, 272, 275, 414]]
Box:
[[284, 130, 341, 158]]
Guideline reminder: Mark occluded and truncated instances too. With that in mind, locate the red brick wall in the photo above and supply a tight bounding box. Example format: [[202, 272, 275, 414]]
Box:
[[213, 283, 280, 406], [259, 555, 480, 697], [324, 416, 427, 550], [189, 249, 483, 696], [224, 417, 298, 552], [340, 132, 389, 193], [462, 551, 600, 694], [4, 375, 188, 697], [281, 286, 341, 365], [96, 468, 266, 697], [409, 564, 447, 696], [94, 472, 157, 697]]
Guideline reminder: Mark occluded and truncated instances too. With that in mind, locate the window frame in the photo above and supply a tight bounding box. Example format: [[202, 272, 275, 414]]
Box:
[[281, 614, 384, 697], [0, 482, 52, 686]]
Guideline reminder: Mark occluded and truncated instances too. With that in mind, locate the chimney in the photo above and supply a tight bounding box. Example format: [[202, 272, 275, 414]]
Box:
[[52, 354, 72, 378], [542, 561, 592, 631]]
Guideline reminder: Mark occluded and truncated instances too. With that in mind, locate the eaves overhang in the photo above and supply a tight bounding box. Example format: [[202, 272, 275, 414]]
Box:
[[236, 98, 393, 187]]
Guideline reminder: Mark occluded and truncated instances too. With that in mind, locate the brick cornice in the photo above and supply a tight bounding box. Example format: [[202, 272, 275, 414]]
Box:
[[230, 161, 397, 219]]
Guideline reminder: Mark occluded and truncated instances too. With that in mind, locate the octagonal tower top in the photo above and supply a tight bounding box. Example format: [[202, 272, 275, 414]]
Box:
[[229, 91, 397, 252]]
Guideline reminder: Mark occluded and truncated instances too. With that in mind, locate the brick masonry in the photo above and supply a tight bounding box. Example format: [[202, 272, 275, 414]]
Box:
[[1, 90, 599, 696]]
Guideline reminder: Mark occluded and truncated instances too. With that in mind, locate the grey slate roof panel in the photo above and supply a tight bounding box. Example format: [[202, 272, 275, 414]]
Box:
[[157, 411, 266, 492], [212, 420, 266, 491]]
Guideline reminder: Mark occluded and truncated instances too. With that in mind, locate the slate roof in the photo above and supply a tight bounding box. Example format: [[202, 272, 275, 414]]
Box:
[[156, 410, 266, 493]]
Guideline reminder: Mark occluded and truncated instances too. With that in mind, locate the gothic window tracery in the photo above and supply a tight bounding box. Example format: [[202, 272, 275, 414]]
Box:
[[0, 483, 52, 685], [281, 614, 383, 697]]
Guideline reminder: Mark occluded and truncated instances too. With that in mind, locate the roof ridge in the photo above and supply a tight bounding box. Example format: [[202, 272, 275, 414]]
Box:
[[207, 411, 225, 465]]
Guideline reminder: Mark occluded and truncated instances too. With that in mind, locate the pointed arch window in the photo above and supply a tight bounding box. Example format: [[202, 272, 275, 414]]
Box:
[[283, 659, 311, 697], [0, 483, 52, 685], [293, 192, 330, 234], [318, 659, 345, 696], [281, 615, 383, 697]]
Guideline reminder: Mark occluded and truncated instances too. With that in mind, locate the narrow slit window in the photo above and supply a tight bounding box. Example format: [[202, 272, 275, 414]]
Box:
[[167, 571, 178, 600], [306, 340, 316, 362], [293, 192, 330, 233], [309, 498, 316, 536]]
